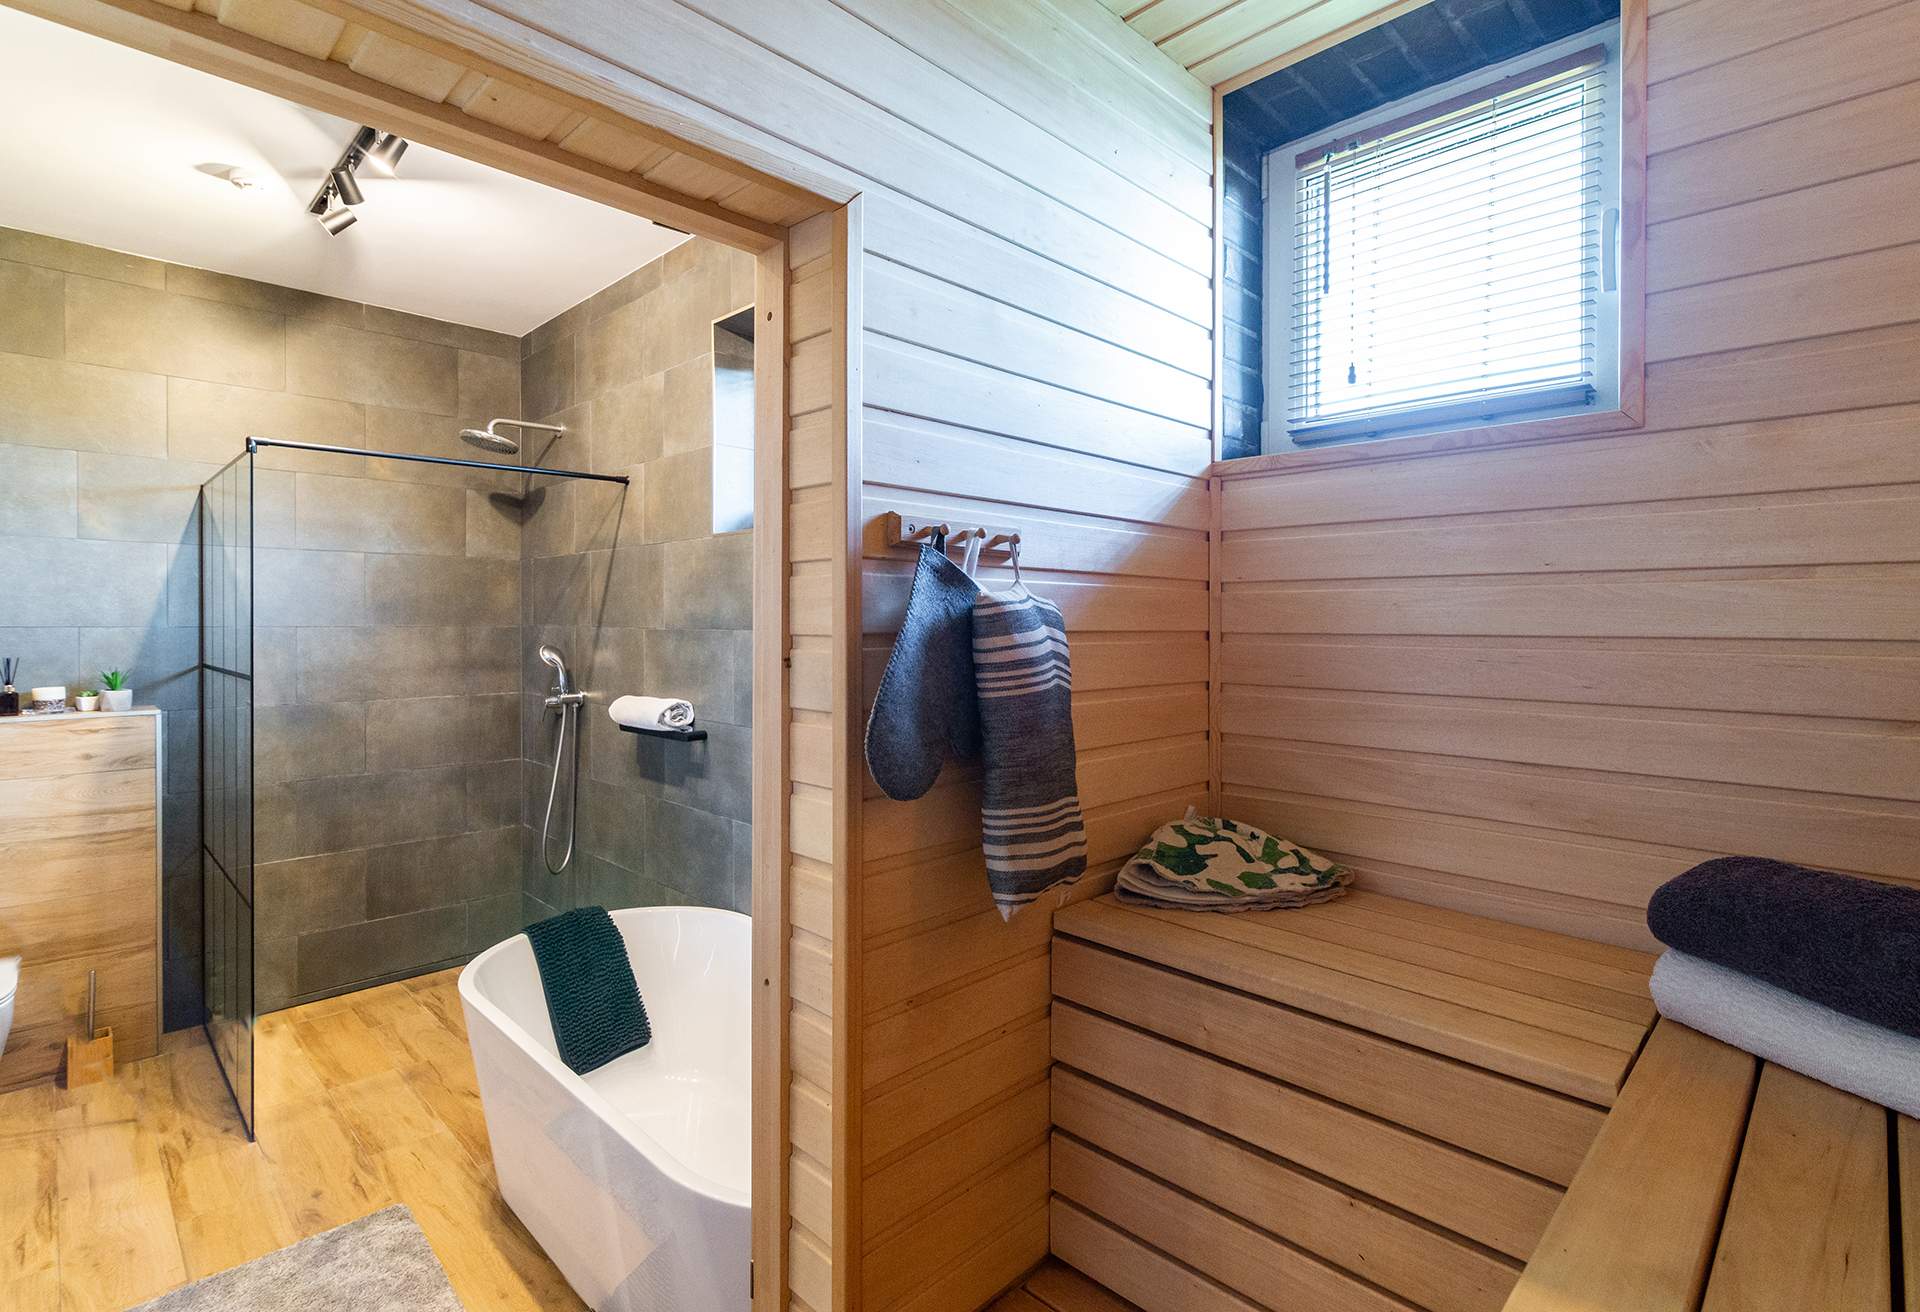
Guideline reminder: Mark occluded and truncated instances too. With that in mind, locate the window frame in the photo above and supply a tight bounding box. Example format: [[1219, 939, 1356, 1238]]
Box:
[[1252, 8, 1646, 463]]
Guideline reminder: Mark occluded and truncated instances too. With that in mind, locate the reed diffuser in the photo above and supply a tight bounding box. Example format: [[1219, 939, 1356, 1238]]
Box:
[[0, 657, 18, 717]]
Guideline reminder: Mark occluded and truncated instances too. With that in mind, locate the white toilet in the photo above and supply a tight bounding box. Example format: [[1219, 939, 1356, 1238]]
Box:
[[0, 958, 18, 1056]]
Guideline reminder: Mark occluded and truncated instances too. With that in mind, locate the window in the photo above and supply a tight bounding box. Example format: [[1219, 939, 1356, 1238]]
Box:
[[1267, 24, 1623, 447]]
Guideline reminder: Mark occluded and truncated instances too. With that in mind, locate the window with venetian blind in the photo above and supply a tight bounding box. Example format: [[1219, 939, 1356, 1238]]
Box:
[[1268, 25, 1623, 446]]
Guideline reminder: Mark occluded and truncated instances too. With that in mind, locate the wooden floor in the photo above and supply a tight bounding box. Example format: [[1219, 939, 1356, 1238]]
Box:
[[0, 969, 585, 1312], [993, 1259, 1141, 1312]]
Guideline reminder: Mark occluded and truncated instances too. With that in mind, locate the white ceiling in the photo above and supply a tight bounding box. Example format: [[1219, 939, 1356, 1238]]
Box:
[[0, 8, 688, 336]]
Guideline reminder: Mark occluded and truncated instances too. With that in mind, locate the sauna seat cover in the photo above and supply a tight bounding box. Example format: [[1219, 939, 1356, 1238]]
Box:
[[525, 905, 652, 1075], [1118, 811, 1351, 911], [1648, 856, 1920, 1039], [865, 539, 981, 802], [1651, 949, 1920, 1118]]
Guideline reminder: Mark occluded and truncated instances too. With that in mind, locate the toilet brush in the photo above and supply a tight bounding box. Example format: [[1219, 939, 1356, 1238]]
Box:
[[63, 970, 115, 1088]]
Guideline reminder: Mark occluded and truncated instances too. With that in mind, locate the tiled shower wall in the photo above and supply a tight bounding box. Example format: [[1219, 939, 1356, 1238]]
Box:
[[517, 237, 758, 923], [0, 225, 525, 1021], [1, 224, 758, 1021]]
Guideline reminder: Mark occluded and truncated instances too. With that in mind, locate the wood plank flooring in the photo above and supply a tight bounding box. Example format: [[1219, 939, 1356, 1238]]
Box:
[[0, 969, 584, 1312], [992, 1258, 1143, 1312]]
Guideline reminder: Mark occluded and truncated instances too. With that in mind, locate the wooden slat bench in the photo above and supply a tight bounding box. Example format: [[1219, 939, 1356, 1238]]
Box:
[[1505, 1017, 1918, 1312], [1047, 891, 1661, 1312]]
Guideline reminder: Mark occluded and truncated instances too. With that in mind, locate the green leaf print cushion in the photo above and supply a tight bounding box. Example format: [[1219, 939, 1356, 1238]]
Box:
[[1117, 810, 1352, 912]]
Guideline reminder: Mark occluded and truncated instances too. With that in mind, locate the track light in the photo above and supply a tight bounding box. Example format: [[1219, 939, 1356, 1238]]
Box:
[[329, 165, 364, 207], [365, 132, 408, 174], [305, 125, 410, 235]]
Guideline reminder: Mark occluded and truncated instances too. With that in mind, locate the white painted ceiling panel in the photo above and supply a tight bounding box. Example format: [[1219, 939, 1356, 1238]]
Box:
[[0, 7, 687, 334]]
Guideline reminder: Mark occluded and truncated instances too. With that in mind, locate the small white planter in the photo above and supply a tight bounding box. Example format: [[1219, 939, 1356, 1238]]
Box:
[[102, 689, 132, 712], [75, 694, 100, 712]]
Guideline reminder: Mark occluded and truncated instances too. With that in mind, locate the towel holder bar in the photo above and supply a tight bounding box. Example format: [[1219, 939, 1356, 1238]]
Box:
[[883, 511, 1020, 554]]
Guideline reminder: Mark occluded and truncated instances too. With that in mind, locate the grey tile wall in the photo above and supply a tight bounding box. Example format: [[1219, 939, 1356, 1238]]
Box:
[[517, 236, 757, 926], [0, 225, 524, 1023], [3, 224, 758, 1025]]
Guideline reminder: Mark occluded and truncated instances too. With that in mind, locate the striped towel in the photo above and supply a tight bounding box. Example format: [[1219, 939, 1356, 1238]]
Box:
[[973, 581, 1087, 919]]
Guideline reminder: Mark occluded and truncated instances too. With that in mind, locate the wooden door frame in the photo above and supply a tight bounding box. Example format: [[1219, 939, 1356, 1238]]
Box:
[[4, 1, 853, 1307]]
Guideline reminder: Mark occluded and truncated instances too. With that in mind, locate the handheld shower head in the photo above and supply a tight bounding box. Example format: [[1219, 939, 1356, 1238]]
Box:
[[458, 418, 567, 457], [538, 643, 571, 691]]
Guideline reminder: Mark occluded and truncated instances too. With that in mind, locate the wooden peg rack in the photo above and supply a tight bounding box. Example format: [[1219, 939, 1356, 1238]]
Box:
[[882, 511, 1021, 554]]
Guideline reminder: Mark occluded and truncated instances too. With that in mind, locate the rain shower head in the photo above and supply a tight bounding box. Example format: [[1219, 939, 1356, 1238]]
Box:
[[459, 426, 519, 453], [457, 417, 567, 456]]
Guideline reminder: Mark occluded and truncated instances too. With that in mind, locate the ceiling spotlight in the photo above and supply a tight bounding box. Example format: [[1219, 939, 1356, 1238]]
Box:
[[329, 165, 364, 207], [305, 124, 401, 236], [317, 205, 357, 236], [365, 132, 408, 174]]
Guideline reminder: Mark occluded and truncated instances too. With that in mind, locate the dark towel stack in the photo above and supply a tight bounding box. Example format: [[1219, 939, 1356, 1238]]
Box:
[[525, 905, 652, 1075], [1648, 856, 1920, 1038], [1645, 856, 1920, 1116]]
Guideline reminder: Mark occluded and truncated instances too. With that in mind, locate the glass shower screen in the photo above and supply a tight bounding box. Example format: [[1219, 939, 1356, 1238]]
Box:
[[199, 451, 255, 1136]]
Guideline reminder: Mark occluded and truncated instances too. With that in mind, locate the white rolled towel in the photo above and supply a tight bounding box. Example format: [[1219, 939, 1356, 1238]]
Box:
[[1650, 949, 1920, 1118], [609, 695, 696, 730]]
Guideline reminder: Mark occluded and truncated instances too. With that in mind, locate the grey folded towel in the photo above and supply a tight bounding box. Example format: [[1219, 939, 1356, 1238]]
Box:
[[865, 534, 981, 801], [1647, 856, 1920, 1040], [973, 580, 1086, 919], [1651, 950, 1920, 1118]]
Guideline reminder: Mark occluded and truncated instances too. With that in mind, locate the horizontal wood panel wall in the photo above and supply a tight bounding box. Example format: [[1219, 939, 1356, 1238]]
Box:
[[1214, 0, 1920, 950], [842, 6, 1215, 1308]]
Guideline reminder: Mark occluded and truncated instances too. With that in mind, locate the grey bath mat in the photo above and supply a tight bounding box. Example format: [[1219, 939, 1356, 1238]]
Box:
[[131, 1205, 464, 1312]]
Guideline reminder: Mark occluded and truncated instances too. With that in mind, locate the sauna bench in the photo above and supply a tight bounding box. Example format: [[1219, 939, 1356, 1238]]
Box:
[[1504, 1017, 1919, 1312], [1046, 890, 1660, 1312]]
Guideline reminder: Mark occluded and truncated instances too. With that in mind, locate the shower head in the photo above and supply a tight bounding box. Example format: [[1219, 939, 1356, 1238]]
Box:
[[459, 425, 519, 454], [458, 418, 567, 457], [538, 643, 571, 690]]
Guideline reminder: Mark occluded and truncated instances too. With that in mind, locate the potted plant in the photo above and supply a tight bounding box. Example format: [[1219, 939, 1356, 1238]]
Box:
[[99, 670, 132, 713], [75, 689, 100, 712]]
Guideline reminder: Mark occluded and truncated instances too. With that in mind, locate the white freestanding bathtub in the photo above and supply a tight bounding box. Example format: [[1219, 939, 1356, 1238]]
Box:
[[459, 906, 751, 1311]]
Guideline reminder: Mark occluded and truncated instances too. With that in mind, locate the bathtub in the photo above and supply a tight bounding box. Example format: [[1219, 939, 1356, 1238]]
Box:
[[459, 906, 751, 1311]]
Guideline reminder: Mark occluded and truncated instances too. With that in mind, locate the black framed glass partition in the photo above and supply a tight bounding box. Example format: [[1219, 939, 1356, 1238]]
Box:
[[199, 450, 255, 1135]]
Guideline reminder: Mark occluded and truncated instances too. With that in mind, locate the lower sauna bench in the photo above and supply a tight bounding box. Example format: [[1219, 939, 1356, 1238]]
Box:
[[1045, 891, 1660, 1312], [1506, 1017, 1918, 1312]]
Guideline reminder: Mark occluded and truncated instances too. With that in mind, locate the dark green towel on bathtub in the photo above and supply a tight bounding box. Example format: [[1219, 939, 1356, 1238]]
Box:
[[525, 906, 651, 1075]]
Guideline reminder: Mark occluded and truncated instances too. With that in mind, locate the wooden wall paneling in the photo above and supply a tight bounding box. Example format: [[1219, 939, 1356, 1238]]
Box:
[[1646, 81, 1920, 225], [670, 0, 1210, 268], [1644, 1, 1920, 154], [835, 0, 1212, 206], [1212, 0, 1920, 955]]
